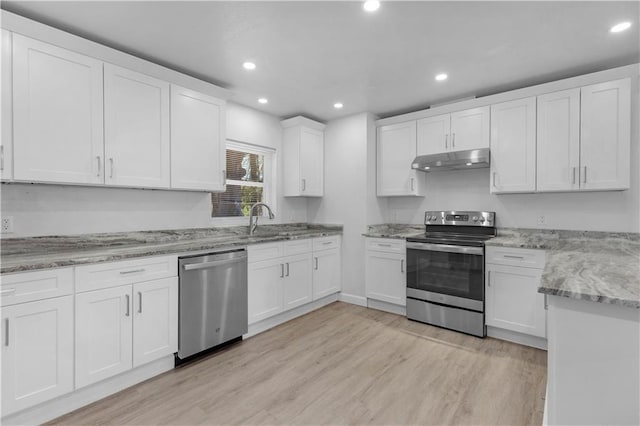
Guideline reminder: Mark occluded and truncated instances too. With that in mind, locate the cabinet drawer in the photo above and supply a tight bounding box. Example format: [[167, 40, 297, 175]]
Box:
[[75, 255, 177, 293], [1, 268, 73, 306], [313, 236, 341, 252], [248, 242, 283, 262], [366, 237, 405, 254], [283, 238, 312, 256], [485, 246, 545, 269]]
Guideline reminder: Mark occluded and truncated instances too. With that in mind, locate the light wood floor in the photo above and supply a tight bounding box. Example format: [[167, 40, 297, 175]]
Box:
[[50, 302, 547, 425]]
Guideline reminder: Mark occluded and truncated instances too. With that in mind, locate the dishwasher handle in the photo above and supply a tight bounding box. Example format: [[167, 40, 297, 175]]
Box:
[[183, 257, 245, 271]]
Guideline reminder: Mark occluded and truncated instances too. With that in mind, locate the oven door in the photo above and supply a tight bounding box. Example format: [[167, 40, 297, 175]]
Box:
[[406, 242, 484, 312]]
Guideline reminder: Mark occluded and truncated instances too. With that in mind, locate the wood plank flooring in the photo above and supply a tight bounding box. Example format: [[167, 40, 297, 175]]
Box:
[[50, 302, 547, 425]]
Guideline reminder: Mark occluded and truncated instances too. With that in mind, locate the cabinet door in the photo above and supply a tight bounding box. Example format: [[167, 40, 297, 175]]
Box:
[[450, 106, 490, 152], [76, 285, 133, 388], [313, 248, 341, 300], [580, 78, 631, 191], [12, 34, 104, 184], [490, 97, 537, 193], [377, 121, 421, 196], [536, 88, 580, 192], [132, 277, 178, 367], [299, 127, 324, 196], [170, 85, 226, 191], [104, 64, 170, 189], [283, 253, 313, 310], [416, 114, 450, 155], [365, 250, 406, 306], [1, 29, 13, 181], [485, 264, 546, 338], [247, 258, 284, 324], [1, 296, 73, 416]]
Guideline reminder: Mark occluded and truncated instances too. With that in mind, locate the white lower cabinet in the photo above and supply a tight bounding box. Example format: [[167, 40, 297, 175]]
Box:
[[1, 296, 74, 416], [248, 236, 342, 325], [365, 238, 406, 306], [485, 247, 546, 339]]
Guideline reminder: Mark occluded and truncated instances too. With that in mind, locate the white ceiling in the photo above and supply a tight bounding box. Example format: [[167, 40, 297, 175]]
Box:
[[2, 1, 639, 122]]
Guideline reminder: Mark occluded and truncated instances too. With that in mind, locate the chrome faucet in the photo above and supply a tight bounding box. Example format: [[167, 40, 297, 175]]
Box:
[[249, 203, 275, 235]]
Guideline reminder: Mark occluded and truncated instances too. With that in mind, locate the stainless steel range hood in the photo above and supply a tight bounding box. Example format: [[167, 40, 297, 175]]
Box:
[[411, 148, 490, 172]]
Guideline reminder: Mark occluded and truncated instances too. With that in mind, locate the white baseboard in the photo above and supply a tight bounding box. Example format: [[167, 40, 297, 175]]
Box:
[[338, 292, 367, 307], [367, 298, 406, 316], [487, 326, 548, 350], [245, 293, 339, 338], [2, 355, 175, 426]]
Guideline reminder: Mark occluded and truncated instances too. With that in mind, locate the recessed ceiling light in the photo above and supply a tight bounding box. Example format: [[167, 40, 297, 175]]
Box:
[[258, 98, 268, 104], [610, 22, 632, 33], [424, 166, 430, 170], [363, 0, 380, 12], [466, 162, 472, 166], [435, 73, 448, 81], [334, 102, 344, 109], [242, 61, 256, 70]]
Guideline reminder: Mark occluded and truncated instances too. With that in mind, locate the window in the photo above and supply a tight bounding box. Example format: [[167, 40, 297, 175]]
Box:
[[211, 141, 275, 218]]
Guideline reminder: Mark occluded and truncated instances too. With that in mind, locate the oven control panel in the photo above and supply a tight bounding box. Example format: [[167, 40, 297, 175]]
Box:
[[424, 211, 495, 227]]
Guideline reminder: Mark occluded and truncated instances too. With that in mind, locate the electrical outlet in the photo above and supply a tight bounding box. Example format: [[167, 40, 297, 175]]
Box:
[[537, 215, 546, 226], [1, 216, 14, 233]]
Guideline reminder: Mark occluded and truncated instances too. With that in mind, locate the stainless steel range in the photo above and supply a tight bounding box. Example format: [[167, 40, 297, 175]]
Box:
[[406, 211, 496, 337]]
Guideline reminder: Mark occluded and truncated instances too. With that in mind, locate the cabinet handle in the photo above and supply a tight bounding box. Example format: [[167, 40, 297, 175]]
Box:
[[400, 259, 404, 273], [280, 263, 284, 278], [452, 133, 456, 148], [314, 257, 319, 270], [0, 145, 4, 171], [109, 158, 114, 178], [222, 170, 226, 182], [487, 271, 491, 287], [138, 292, 143, 313], [322, 241, 332, 245], [377, 243, 392, 247], [503, 255, 525, 259], [544, 294, 548, 311], [125, 294, 130, 317], [444, 134, 448, 149], [301, 179, 306, 191], [410, 178, 415, 191], [286, 262, 290, 277], [119, 268, 145, 275], [492, 172, 497, 188], [4, 318, 8, 347], [96, 156, 101, 177], [572, 167, 576, 184], [582, 166, 587, 184]]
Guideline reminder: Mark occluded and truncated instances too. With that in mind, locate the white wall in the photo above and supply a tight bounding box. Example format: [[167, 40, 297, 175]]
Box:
[[0, 102, 308, 237], [308, 113, 382, 300]]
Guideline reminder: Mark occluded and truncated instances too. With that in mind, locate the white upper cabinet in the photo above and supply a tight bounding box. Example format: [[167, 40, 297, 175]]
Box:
[[104, 64, 170, 189], [450, 106, 490, 152], [170, 84, 226, 192], [580, 78, 630, 191], [416, 113, 450, 155], [536, 88, 580, 192], [281, 116, 325, 197], [1, 29, 13, 181], [490, 97, 537, 194], [12, 34, 104, 185], [416, 107, 489, 155], [377, 121, 424, 196]]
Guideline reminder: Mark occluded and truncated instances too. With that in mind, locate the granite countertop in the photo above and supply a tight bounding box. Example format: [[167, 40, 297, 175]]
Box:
[[363, 224, 424, 239], [0, 223, 343, 274], [488, 228, 640, 309]]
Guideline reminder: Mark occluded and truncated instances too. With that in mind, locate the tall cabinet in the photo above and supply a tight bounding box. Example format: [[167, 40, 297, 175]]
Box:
[[281, 116, 325, 197]]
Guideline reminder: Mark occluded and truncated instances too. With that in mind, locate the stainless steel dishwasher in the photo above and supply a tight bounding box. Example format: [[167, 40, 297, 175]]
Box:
[[177, 248, 247, 362]]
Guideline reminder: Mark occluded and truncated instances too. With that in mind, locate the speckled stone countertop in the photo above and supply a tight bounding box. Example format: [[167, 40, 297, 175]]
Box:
[[487, 228, 640, 309], [0, 223, 343, 274], [363, 224, 424, 239]]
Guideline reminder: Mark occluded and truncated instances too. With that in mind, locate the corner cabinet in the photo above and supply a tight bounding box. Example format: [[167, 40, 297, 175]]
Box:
[[490, 97, 537, 194], [170, 85, 226, 192], [12, 34, 104, 185], [377, 121, 424, 196], [281, 116, 325, 197]]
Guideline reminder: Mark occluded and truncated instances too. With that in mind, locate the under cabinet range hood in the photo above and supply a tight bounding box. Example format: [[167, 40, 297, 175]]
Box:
[[411, 148, 490, 172]]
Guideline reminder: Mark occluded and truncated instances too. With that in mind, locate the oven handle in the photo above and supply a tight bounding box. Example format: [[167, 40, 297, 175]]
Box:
[[406, 242, 484, 256]]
